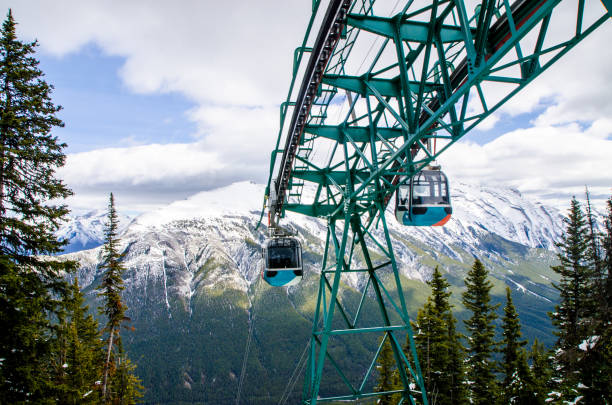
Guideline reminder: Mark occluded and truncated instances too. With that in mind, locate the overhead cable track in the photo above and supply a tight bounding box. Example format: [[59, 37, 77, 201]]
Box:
[[269, 0, 352, 225]]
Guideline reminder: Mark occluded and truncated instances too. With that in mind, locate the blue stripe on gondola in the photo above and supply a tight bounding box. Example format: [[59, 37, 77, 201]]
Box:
[[399, 207, 450, 226], [263, 270, 300, 287]]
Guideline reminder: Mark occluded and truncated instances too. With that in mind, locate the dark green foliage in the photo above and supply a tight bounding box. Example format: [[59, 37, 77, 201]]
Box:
[[0, 9, 76, 402], [604, 198, 612, 315], [0, 10, 72, 263], [445, 310, 467, 405], [98, 193, 127, 332], [548, 194, 612, 403], [0, 257, 57, 403], [462, 259, 499, 404], [549, 197, 593, 400], [550, 198, 590, 369], [374, 335, 396, 405], [498, 287, 532, 404], [413, 267, 466, 404], [97, 193, 142, 403], [596, 197, 612, 401], [578, 194, 612, 403], [110, 346, 144, 404], [52, 279, 104, 403], [528, 339, 552, 405]]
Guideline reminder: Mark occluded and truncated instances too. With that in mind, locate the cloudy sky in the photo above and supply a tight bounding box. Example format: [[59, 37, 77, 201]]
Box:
[[2, 1, 611, 214]]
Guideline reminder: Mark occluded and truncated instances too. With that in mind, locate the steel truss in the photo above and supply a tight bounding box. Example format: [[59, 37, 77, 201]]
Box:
[[302, 207, 427, 404], [263, 0, 610, 403]]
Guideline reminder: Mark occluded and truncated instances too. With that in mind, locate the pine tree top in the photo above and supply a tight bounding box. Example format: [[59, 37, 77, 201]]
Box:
[[98, 193, 128, 332], [428, 266, 452, 315], [0, 8, 72, 265]]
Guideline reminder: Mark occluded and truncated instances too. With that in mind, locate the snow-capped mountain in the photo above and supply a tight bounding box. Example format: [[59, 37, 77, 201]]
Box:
[[57, 209, 133, 253], [63, 180, 564, 290], [61, 180, 566, 403]]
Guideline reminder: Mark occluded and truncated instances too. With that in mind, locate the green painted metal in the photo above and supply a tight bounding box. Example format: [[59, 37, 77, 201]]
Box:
[[348, 13, 474, 43], [602, 0, 612, 17], [262, 0, 610, 403]]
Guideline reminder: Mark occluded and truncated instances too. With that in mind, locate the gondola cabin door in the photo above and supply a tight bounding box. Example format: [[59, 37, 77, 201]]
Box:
[[395, 169, 452, 226]]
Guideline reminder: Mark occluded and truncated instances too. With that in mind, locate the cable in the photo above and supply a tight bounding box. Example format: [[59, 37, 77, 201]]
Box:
[[278, 340, 312, 405], [355, 0, 402, 74], [235, 276, 263, 405]]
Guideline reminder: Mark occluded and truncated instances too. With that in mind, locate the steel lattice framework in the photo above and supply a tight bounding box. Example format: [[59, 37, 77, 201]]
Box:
[[263, 0, 610, 403]]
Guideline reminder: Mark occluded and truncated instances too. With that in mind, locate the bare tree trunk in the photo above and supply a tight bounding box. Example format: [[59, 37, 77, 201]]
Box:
[[102, 328, 115, 402]]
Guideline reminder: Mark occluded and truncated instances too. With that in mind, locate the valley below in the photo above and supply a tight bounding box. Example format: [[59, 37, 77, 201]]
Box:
[[61, 181, 565, 404]]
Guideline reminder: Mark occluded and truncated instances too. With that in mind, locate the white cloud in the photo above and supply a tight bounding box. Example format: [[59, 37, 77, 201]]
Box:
[[6, 0, 309, 106], [439, 119, 612, 209], [2, 0, 611, 213], [495, 5, 612, 125]]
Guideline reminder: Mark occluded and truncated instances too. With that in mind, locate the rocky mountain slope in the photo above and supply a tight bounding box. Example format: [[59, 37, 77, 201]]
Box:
[[62, 181, 565, 404], [57, 209, 132, 253]]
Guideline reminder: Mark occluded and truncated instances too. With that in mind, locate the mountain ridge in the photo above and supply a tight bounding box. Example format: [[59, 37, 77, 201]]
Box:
[[60, 180, 567, 404]]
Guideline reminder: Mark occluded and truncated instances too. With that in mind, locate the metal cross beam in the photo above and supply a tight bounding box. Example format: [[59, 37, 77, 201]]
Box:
[[263, 0, 610, 403]]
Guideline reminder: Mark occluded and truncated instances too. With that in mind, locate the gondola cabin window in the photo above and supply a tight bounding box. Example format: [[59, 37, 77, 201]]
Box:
[[262, 236, 303, 287], [395, 169, 452, 226]]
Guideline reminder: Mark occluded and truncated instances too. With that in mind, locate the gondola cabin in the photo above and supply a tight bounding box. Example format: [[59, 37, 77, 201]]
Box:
[[262, 237, 303, 287], [395, 169, 452, 226]]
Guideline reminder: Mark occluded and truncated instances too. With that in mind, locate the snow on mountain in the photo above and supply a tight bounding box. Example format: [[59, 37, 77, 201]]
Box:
[[62, 180, 565, 305], [57, 209, 133, 253], [59, 180, 568, 403], [398, 181, 563, 257]]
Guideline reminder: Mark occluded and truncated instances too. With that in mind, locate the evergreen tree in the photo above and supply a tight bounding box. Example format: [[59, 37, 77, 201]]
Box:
[[462, 259, 499, 405], [97, 193, 141, 403], [53, 278, 104, 403], [498, 287, 531, 404], [374, 335, 396, 405], [413, 267, 466, 404], [529, 339, 552, 405], [0, 9, 75, 402], [584, 189, 604, 307], [445, 309, 467, 405], [111, 347, 143, 405], [604, 197, 612, 319], [549, 197, 592, 398], [578, 194, 612, 403], [414, 299, 435, 395], [601, 196, 612, 399]]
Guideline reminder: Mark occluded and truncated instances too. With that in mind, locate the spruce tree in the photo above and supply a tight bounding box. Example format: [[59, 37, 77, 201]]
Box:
[[529, 339, 552, 405], [446, 309, 467, 405], [498, 287, 531, 404], [462, 259, 499, 405], [53, 278, 104, 403], [374, 335, 396, 405], [604, 197, 612, 318], [549, 197, 591, 398], [413, 299, 438, 400], [584, 189, 603, 307], [579, 195, 612, 403], [0, 9, 75, 402], [413, 267, 466, 404], [97, 193, 141, 402], [111, 347, 143, 405]]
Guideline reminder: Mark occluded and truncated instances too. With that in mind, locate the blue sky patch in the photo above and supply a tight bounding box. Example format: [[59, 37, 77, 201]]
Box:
[[38, 45, 197, 153]]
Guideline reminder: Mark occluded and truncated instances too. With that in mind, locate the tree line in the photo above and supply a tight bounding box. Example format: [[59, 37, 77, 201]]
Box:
[[0, 10, 141, 403], [375, 194, 612, 404]]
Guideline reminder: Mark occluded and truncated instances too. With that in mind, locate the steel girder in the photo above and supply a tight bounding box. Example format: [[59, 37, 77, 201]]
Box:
[[263, 0, 610, 403], [266, 0, 610, 223], [301, 208, 427, 404]]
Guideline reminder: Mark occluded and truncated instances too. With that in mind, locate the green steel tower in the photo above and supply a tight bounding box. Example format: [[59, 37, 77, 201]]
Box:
[[263, 0, 611, 403]]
